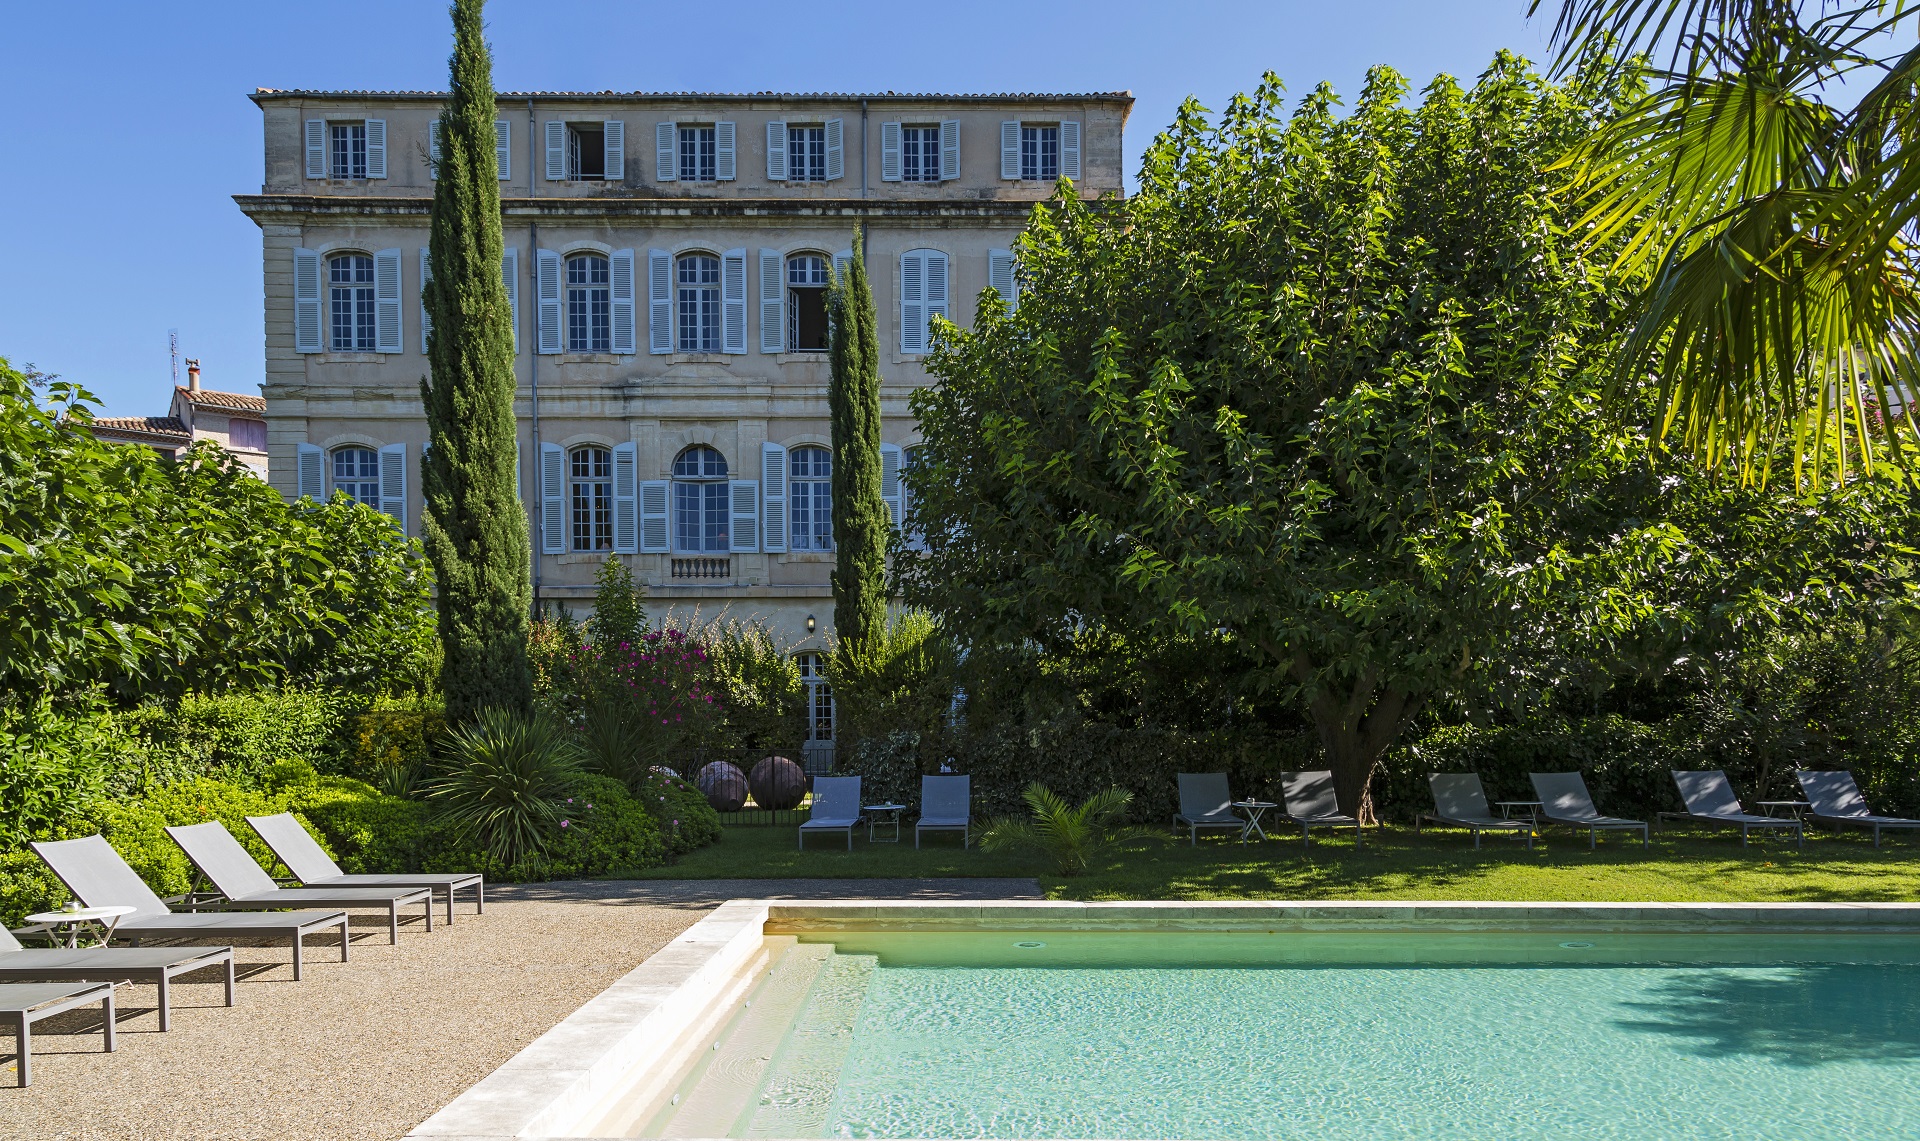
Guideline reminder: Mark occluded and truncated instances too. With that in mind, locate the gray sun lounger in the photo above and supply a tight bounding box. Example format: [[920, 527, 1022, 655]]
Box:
[[916, 775, 973, 848], [33, 835, 350, 981], [1662, 770, 1803, 848], [1797, 771, 1920, 848], [248, 812, 483, 924], [167, 822, 434, 945], [1530, 772, 1648, 849], [0, 923, 231, 1032], [1415, 773, 1534, 849], [1174, 772, 1246, 845], [2, 981, 115, 1086], [1280, 770, 1368, 849], [799, 776, 863, 850]]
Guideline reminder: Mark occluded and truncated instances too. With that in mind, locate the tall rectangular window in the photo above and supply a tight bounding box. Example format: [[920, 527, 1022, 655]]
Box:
[[569, 446, 613, 551], [677, 254, 721, 352], [789, 446, 833, 551], [567, 123, 606, 180], [328, 253, 376, 350], [329, 121, 367, 179], [679, 125, 717, 182], [787, 125, 827, 182], [902, 125, 941, 182], [566, 254, 611, 352], [1020, 124, 1059, 182]]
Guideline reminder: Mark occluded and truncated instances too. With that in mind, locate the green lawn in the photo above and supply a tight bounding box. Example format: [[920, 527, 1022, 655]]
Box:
[[631, 822, 1920, 903]]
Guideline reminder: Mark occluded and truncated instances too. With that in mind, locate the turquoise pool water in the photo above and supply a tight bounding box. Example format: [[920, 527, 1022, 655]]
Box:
[[642, 931, 1920, 1139]]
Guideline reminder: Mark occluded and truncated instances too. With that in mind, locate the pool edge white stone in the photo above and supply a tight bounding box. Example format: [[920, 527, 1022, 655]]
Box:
[[408, 898, 1920, 1140]]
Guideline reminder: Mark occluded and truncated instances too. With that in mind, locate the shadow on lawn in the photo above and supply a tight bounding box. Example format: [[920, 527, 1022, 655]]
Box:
[[1616, 965, 1920, 1066]]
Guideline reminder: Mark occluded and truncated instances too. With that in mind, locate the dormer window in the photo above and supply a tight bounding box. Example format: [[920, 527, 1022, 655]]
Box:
[[331, 122, 367, 179], [304, 118, 387, 180], [788, 125, 826, 182], [679, 125, 717, 182]]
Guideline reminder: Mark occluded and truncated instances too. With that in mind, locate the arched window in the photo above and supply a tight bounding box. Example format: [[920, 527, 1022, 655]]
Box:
[[677, 254, 721, 352], [786, 254, 829, 352], [797, 651, 833, 741], [328, 253, 376, 350], [331, 445, 380, 508], [789, 445, 832, 551], [566, 254, 610, 352], [569, 445, 613, 551], [672, 445, 729, 552]]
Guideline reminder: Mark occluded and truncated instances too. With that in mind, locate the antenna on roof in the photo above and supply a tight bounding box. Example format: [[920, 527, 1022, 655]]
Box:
[[169, 329, 180, 388]]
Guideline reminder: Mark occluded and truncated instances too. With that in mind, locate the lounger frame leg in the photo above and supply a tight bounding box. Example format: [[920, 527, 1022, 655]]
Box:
[[477, 879, 485, 914], [101, 990, 115, 1054], [339, 918, 351, 962], [158, 972, 171, 1032], [390, 902, 400, 945], [11, 1012, 26, 1087], [293, 929, 304, 981], [224, 954, 236, 1007]]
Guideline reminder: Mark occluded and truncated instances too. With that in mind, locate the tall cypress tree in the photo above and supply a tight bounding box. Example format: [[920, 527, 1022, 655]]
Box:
[[419, 0, 532, 720], [828, 229, 889, 658]]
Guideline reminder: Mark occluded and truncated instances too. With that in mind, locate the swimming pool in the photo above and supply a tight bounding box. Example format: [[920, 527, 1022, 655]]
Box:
[[410, 902, 1920, 1141]]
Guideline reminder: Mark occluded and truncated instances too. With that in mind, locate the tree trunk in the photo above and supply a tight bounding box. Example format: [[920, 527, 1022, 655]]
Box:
[[1277, 649, 1420, 824]]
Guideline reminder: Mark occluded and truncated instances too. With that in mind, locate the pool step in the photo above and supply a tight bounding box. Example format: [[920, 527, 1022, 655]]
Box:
[[648, 942, 836, 1138], [742, 950, 878, 1138]]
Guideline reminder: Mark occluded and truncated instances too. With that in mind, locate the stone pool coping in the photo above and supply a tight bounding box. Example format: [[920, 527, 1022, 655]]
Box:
[[407, 899, 1920, 1140]]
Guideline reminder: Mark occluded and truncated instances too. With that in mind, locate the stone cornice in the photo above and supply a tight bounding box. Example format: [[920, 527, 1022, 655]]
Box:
[[234, 193, 1063, 226]]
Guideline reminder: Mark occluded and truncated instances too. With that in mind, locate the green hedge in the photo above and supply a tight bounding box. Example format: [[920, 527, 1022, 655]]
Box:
[[843, 722, 1324, 822], [1373, 716, 1690, 823]]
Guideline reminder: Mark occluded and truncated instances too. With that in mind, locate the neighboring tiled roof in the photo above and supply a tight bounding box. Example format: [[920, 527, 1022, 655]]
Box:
[[175, 386, 267, 414], [91, 416, 191, 445], [252, 88, 1133, 103]]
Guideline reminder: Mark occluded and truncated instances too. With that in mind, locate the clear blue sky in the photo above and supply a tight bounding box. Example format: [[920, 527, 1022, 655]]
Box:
[[0, 1, 1550, 416]]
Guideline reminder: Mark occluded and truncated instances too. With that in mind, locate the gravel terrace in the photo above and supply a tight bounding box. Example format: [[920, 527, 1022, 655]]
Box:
[[2, 877, 1040, 1141]]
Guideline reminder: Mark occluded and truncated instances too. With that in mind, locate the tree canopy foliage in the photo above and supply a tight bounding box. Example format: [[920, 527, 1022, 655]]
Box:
[[903, 56, 1920, 817], [0, 357, 436, 705]]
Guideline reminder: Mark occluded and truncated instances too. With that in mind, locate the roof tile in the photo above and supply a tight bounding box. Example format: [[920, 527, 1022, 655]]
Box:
[[176, 387, 267, 414]]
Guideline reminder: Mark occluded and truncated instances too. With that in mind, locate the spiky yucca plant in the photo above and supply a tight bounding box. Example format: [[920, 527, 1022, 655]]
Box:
[[425, 707, 583, 870], [979, 783, 1158, 876]]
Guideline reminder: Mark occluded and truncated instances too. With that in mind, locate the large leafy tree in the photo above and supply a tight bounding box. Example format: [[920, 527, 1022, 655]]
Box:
[[1536, 0, 1920, 482], [0, 357, 435, 704], [828, 231, 889, 657], [420, 0, 533, 720], [903, 57, 1918, 817]]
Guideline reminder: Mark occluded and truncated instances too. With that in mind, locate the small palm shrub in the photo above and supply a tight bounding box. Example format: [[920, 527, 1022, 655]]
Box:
[[979, 783, 1159, 876], [425, 708, 583, 870]]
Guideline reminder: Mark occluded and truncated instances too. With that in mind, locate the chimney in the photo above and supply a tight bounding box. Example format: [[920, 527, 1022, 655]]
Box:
[[186, 359, 201, 391]]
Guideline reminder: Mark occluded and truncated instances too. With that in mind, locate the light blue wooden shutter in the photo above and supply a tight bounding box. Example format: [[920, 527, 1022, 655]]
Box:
[[603, 120, 624, 180], [1000, 121, 1021, 179], [989, 249, 1017, 314], [501, 247, 519, 351], [305, 120, 326, 179], [941, 120, 961, 180], [364, 119, 387, 179], [722, 249, 747, 354], [655, 122, 676, 181], [540, 442, 565, 554], [715, 121, 736, 180], [379, 443, 407, 531], [759, 249, 784, 353], [374, 248, 403, 352], [1061, 120, 1081, 180], [429, 120, 441, 180], [900, 252, 925, 354], [612, 442, 638, 553], [648, 249, 672, 354], [925, 251, 949, 339], [545, 121, 566, 181], [536, 250, 562, 354], [297, 442, 324, 499], [766, 121, 787, 181], [610, 249, 636, 354], [761, 442, 788, 553], [419, 248, 432, 353], [824, 119, 844, 181], [639, 480, 669, 552], [729, 479, 759, 552], [880, 443, 903, 530], [293, 248, 322, 352], [495, 119, 512, 180], [881, 122, 901, 182]]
